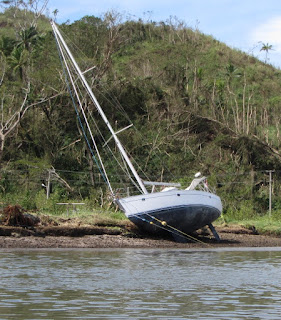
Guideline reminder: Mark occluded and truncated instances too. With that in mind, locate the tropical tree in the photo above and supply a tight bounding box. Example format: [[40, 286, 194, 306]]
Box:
[[0, 36, 15, 56], [0, 6, 46, 165], [260, 42, 273, 63], [8, 46, 29, 79], [17, 26, 41, 51]]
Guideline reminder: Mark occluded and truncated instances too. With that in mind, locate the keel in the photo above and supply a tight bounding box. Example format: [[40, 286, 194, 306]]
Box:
[[208, 223, 220, 242]]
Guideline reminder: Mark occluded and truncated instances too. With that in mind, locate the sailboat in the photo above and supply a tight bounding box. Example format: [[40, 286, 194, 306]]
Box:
[[50, 21, 222, 242]]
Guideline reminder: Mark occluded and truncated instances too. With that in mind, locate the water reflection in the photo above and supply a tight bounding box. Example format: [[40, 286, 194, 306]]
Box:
[[1, 248, 281, 319]]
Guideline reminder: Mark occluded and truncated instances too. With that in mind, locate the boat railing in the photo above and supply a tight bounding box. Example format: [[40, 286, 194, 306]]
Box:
[[143, 181, 181, 193], [185, 176, 212, 193]]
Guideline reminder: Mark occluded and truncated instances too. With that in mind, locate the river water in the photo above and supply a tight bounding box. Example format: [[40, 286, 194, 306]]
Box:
[[1, 248, 281, 319]]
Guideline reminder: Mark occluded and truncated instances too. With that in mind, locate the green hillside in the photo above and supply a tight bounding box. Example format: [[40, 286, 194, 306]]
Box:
[[1, 6, 281, 219]]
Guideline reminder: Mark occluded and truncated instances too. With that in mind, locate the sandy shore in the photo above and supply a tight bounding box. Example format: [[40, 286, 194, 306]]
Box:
[[0, 225, 281, 249]]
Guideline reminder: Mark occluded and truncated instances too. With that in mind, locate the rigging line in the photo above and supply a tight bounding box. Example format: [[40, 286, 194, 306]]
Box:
[[53, 28, 173, 186], [88, 101, 150, 186], [56, 39, 101, 162], [118, 147, 143, 193], [95, 83, 177, 182], [86, 109, 143, 193], [133, 213, 209, 246], [143, 213, 212, 246], [52, 26, 112, 192], [82, 84, 152, 182], [76, 78, 141, 195], [87, 108, 143, 192], [53, 29, 171, 186], [95, 81, 134, 124], [52, 21, 148, 195], [124, 200, 210, 245], [55, 26, 94, 74], [53, 28, 114, 196], [123, 144, 150, 182], [64, 65, 113, 195], [107, 146, 142, 193]]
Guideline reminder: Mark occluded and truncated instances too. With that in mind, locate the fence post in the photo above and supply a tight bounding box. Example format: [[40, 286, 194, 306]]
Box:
[[266, 170, 274, 217], [46, 169, 55, 199], [46, 170, 51, 199]]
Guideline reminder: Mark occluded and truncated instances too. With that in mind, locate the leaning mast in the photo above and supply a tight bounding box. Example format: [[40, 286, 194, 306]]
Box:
[[51, 20, 148, 195]]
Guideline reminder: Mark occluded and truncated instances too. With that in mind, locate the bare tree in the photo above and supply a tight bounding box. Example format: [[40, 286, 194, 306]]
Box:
[[0, 0, 49, 28], [0, 83, 31, 162]]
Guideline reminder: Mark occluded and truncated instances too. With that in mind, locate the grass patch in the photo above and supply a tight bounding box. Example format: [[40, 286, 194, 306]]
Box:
[[34, 207, 130, 228], [216, 211, 281, 236]]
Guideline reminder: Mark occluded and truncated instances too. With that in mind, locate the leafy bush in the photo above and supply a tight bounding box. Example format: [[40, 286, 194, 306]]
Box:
[[35, 190, 66, 215], [224, 200, 255, 222]]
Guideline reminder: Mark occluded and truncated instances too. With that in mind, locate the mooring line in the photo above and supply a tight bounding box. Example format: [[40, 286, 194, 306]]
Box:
[[135, 213, 212, 247]]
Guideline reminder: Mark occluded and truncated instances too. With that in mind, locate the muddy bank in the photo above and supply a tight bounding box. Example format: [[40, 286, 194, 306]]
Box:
[[0, 224, 281, 248], [1, 206, 281, 248]]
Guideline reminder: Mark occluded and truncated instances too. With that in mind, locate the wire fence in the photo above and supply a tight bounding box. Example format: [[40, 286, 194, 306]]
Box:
[[0, 167, 280, 215]]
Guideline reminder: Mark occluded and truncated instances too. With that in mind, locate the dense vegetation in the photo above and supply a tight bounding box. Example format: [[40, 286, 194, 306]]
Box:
[[1, 2, 281, 221]]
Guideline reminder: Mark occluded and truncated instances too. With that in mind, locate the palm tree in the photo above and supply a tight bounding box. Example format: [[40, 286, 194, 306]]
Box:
[[8, 46, 28, 80], [260, 43, 273, 63], [17, 26, 40, 52], [0, 36, 15, 57], [225, 63, 241, 86]]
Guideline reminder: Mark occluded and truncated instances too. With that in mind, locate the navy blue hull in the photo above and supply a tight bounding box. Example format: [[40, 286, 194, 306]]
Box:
[[128, 205, 221, 237]]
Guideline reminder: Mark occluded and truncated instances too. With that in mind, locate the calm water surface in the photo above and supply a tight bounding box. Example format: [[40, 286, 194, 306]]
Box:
[[1, 247, 281, 319]]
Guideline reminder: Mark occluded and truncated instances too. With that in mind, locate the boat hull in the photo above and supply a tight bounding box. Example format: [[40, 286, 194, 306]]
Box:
[[117, 189, 222, 237]]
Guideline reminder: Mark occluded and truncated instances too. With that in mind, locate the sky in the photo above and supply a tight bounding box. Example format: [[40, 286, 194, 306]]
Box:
[[46, 0, 281, 68]]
